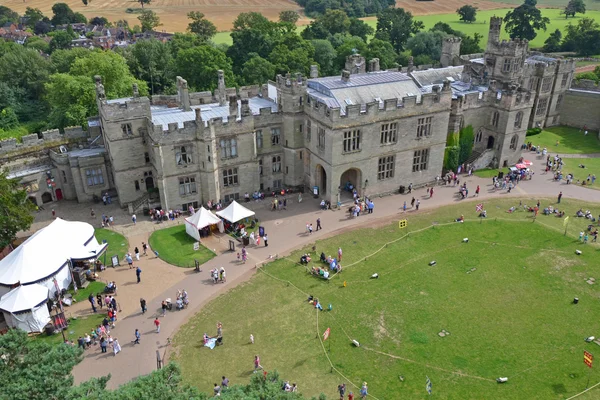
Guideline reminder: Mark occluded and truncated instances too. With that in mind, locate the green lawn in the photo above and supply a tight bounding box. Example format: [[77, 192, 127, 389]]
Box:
[[528, 126, 600, 154], [474, 168, 506, 178], [70, 281, 105, 303], [560, 157, 600, 189], [94, 228, 129, 261], [173, 197, 600, 399], [148, 225, 216, 268], [212, 9, 600, 50], [35, 314, 105, 345]]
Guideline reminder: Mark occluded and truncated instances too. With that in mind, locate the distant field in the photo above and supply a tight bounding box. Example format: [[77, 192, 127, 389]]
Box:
[[487, 0, 600, 11], [213, 8, 600, 49]]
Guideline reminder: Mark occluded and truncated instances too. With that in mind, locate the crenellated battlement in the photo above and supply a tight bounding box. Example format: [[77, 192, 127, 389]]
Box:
[[0, 126, 88, 156]]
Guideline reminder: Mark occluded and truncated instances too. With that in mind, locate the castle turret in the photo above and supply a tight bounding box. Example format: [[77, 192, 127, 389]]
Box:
[[484, 17, 529, 85], [217, 70, 226, 106], [488, 16, 502, 48], [440, 37, 462, 68], [345, 54, 366, 75]]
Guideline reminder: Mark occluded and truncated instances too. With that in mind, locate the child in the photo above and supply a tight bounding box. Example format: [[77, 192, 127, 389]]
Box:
[[580, 231, 584, 241], [250, 334, 254, 344], [237, 252, 241, 262]]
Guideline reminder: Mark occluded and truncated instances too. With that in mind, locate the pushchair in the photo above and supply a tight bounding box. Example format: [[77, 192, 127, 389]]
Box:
[[164, 298, 173, 311]]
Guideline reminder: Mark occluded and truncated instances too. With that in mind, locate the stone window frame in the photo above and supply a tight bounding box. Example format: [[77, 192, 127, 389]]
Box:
[[135, 180, 140, 191], [61, 170, 67, 183], [273, 179, 282, 189], [342, 129, 361, 153], [502, 59, 512, 73], [176, 146, 193, 166], [541, 77, 553, 92], [491, 111, 500, 128], [223, 168, 239, 187], [179, 176, 197, 195], [224, 193, 240, 203], [416, 117, 432, 138], [182, 201, 199, 212], [272, 155, 282, 173], [219, 138, 237, 159], [377, 155, 395, 180], [536, 98, 548, 116], [255, 130, 263, 149], [509, 134, 518, 150], [85, 168, 104, 186], [271, 127, 281, 146], [412, 148, 429, 172], [306, 120, 311, 142], [318, 126, 326, 150], [475, 129, 483, 143], [258, 159, 263, 176], [514, 111, 523, 129], [144, 152, 150, 163], [121, 123, 133, 136], [380, 122, 398, 145]]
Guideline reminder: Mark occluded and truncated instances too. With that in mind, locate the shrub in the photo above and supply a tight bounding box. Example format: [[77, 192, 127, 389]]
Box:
[[526, 127, 542, 137]]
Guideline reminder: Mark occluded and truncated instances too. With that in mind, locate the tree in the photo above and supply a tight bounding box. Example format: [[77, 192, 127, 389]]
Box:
[[138, 10, 161, 32], [139, 0, 151, 8], [0, 172, 35, 248], [25, 36, 50, 53], [34, 21, 52, 35], [406, 30, 447, 62], [49, 30, 76, 53], [460, 33, 483, 54], [279, 10, 299, 24], [241, 54, 276, 85], [90, 16, 109, 26], [563, 0, 586, 18], [458, 125, 475, 164], [375, 8, 421, 53], [24, 7, 46, 28], [334, 36, 367, 68], [51, 47, 92, 73], [175, 45, 235, 91], [186, 11, 217, 41], [320, 9, 351, 35], [562, 18, 600, 56], [73, 12, 88, 24], [543, 29, 562, 52], [82, 0, 90, 6], [456, 5, 477, 23], [0, 47, 51, 98], [348, 18, 374, 41], [365, 38, 397, 69], [503, 0, 550, 41], [125, 39, 175, 94], [311, 39, 337, 76], [269, 34, 315, 75], [51, 3, 76, 26], [0, 108, 19, 130], [0, 6, 19, 27]]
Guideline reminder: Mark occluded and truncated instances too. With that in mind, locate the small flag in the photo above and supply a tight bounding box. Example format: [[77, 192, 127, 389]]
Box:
[[563, 216, 569, 227], [426, 376, 432, 395], [476, 203, 484, 212]]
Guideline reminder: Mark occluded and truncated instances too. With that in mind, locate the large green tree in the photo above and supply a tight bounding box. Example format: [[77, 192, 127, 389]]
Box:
[[124, 39, 175, 94], [186, 11, 217, 41], [543, 29, 562, 52], [23, 7, 47, 28], [458, 125, 475, 164], [49, 30, 77, 53], [504, 0, 550, 41], [456, 5, 477, 23], [279, 10, 300, 24], [0, 172, 36, 249], [406, 30, 447, 62], [241, 54, 276, 85], [0, 6, 19, 27], [375, 8, 421, 53], [563, 0, 586, 18], [51, 3, 76, 25], [175, 45, 235, 91], [562, 18, 600, 56], [365, 38, 397, 69], [138, 9, 161, 32], [311, 39, 337, 76]]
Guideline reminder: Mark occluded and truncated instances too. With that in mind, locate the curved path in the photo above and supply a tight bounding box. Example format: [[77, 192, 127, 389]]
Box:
[[71, 151, 600, 389]]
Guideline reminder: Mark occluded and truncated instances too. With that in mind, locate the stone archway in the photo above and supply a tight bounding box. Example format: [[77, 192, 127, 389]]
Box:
[[41, 192, 53, 204], [145, 176, 155, 190], [315, 164, 327, 195], [340, 168, 362, 195], [487, 135, 495, 150]]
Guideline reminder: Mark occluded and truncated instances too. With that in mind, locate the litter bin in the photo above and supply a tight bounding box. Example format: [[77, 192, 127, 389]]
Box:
[[498, 171, 504, 179], [243, 237, 250, 246], [399, 185, 405, 194]]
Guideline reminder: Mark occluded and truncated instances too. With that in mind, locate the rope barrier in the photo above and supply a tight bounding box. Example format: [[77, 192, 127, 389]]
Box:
[[565, 381, 600, 400]]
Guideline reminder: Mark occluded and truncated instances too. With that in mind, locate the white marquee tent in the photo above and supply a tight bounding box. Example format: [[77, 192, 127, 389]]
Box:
[[0, 284, 50, 333], [184, 207, 224, 241], [0, 218, 108, 298], [216, 201, 255, 223]]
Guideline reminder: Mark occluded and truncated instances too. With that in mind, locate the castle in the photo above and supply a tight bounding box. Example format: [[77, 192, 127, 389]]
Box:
[[0, 18, 582, 211]]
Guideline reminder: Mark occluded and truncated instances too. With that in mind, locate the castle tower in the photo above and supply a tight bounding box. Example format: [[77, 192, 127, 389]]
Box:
[[484, 17, 529, 85], [487, 16, 502, 49], [440, 37, 462, 67], [345, 54, 366, 75]]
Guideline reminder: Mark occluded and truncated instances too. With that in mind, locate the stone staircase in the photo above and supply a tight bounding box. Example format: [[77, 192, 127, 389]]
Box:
[[466, 149, 482, 165], [127, 191, 150, 214]]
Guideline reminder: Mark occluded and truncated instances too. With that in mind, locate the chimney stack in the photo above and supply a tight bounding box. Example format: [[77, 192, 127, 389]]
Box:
[[369, 58, 380, 72], [341, 70, 351, 83], [310, 65, 319, 78], [195, 108, 202, 123], [217, 70, 226, 106], [240, 99, 251, 117], [229, 95, 238, 119], [177, 76, 191, 111]]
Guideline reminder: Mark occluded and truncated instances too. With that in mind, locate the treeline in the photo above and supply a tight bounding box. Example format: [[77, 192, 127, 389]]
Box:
[[543, 18, 600, 56], [296, 0, 396, 18], [0, 4, 484, 134]]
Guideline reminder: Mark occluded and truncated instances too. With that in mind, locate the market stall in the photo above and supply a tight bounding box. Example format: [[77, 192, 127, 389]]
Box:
[[185, 207, 224, 241]]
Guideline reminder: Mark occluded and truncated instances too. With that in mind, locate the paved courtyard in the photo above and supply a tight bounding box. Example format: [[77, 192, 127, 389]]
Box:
[[28, 150, 600, 389]]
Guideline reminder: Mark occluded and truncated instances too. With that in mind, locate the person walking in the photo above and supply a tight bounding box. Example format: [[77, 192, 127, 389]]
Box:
[[309, 224, 313, 235], [360, 382, 368, 399], [338, 383, 346, 399], [254, 355, 263, 372], [140, 298, 147, 314], [132, 214, 137, 225], [96, 293, 103, 309], [403, 201, 407, 212], [134, 247, 140, 261], [557, 191, 562, 204], [133, 329, 141, 344], [142, 242, 148, 256], [475, 185, 480, 197], [154, 317, 161, 333], [264, 234, 268, 247], [415, 199, 420, 211], [338, 247, 342, 262], [112, 338, 121, 356], [429, 187, 434, 198], [126, 253, 134, 269], [411, 197, 415, 208], [222, 376, 229, 390], [88, 293, 97, 313], [100, 337, 107, 353], [161, 300, 168, 316], [316, 218, 322, 231], [136, 266, 142, 283]]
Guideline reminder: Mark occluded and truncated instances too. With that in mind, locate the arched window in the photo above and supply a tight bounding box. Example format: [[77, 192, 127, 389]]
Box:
[[514, 111, 523, 129], [176, 146, 193, 165], [475, 128, 483, 143], [509, 134, 518, 150], [272, 155, 281, 172], [491, 111, 500, 128]]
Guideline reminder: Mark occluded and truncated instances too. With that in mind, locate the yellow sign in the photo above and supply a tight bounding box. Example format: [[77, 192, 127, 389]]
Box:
[[563, 216, 569, 227], [399, 219, 407, 229]]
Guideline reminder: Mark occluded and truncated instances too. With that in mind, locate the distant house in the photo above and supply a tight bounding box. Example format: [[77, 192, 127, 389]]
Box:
[[0, 23, 32, 44]]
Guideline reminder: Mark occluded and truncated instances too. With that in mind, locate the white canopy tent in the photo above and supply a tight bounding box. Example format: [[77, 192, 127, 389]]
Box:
[[216, 201, 256, 223], [0, 218, 108, 297], [0, 284, 50, 333], [184, 207, 224, 241]]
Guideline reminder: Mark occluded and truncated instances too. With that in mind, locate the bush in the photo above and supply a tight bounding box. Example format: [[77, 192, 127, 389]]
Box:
[[526, 127, 542, 137], [576, 72, 599, 83], [125, 8, 144, 14], [444, 146, 459, 172], [458, 125, 474, 164]]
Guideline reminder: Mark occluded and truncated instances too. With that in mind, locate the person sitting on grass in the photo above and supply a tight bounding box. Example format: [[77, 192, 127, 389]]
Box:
[[479, 210, 487, 218], [456, 215, 464, 223], [576, 209, 585, 217], [507, 206, 516, 213]]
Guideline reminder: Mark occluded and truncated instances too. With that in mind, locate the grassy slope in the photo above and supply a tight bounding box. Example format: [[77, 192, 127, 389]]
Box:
[[213, 9, 600, 50], [94, 228, 129, 261], [528, 126, 600, 154], [173, 197, 600, 399], [148, 224, 216, 268]]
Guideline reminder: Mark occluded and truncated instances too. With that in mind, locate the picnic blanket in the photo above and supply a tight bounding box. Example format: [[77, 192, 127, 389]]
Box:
[[204, 338, 217, 350]]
